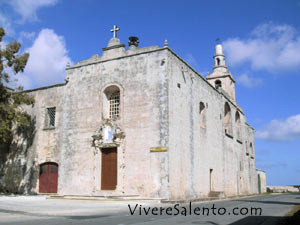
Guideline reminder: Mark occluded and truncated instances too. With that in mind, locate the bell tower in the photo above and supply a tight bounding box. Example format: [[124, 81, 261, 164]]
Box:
[[206, 44, 236, 101], [213, 44, 227, 72]]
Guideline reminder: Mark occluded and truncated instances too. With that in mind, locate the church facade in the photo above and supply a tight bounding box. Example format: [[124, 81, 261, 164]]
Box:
[[12, 27, 263, 200]]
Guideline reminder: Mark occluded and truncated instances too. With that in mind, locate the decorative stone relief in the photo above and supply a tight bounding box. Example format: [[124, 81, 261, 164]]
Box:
[[92, 119, 125, 152]]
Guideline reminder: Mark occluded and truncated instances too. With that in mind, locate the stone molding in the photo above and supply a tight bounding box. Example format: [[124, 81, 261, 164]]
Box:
[[92, 119, 125, 152], [102, 44, 126, 51]]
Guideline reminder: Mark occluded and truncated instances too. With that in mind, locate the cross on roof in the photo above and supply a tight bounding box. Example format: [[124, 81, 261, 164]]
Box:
[[110, 25, 120, 38]]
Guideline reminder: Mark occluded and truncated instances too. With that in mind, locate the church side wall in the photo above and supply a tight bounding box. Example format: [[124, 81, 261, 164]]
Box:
[[167, 52, 225, 200], [222, 102, 250, 196], [246, 125, 257, 194], [167, 50, 257, 200]]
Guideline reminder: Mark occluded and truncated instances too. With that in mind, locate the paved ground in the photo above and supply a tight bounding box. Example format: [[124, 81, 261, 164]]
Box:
[[0, 193, 299, 225]]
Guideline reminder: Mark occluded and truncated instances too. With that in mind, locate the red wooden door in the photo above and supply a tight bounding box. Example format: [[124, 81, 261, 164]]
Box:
[[39, 163, 58, 193], [101, 148, 117, 190]]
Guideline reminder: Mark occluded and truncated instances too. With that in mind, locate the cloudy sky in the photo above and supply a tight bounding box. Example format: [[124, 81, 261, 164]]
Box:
[[0, 0, 299, 185]]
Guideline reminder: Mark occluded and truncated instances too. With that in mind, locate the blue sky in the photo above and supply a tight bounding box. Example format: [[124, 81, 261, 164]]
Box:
[[0, 0, 299, 186]]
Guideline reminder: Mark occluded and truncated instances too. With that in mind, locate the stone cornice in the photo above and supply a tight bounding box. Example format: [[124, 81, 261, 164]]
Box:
[[66, 47, 163, 70], [102, 44, 126, 51], [22, 83, 66, 93], [206, 73, 235, 83]]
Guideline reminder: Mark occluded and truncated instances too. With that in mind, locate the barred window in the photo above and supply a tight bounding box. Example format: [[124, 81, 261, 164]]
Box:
[[46, 107, 56, 127], [103, 85, 121, 119], [109, 93, 120, 118]]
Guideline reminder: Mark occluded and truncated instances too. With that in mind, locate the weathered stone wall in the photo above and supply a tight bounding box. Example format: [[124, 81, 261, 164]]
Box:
[[257, 169, 267, 193], [0, 85, 64, 194], [267, 185, 299, 193], [59, 45, 169, 197], [0, 135, 38, 194], [168, 51, 224, 200], [26, 85, 65, 194], [167, 49, 258, 200]]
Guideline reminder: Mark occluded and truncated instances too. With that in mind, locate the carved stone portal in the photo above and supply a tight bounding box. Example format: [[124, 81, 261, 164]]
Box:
[[92, 119, 125, 152]]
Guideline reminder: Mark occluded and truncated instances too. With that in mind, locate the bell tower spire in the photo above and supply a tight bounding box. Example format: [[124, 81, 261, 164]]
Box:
[[213, 44, 228, 73], [206, 43, 236, 101]]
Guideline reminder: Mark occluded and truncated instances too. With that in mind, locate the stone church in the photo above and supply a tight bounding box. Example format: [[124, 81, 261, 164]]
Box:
[[2, 26, 266, 199]]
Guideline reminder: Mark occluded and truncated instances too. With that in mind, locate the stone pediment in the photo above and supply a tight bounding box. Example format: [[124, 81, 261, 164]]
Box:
[[92, 119, 125, 150]]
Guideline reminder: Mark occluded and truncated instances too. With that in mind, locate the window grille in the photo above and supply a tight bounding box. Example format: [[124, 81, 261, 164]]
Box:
[[46, 107, 56, 127], [109, 93, 120, 118]]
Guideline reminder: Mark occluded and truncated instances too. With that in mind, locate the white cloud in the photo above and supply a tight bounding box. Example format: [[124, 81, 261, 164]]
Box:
[[256, 114, 300, 141], [236, 73, 263, 88], [0, 13, 14, 36], [21, 29, 72, 89], [223, 23, 300, 73], [15, 74, 33, 89], [18, 31, 36, 41], [0, 0, 58, 38], [4, 0, 59, 22]]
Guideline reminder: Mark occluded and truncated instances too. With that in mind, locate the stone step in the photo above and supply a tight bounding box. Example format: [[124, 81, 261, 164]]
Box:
[[46, 195, 163, 203], [208, 191, 225, 198], [161, 197, 218, 204]]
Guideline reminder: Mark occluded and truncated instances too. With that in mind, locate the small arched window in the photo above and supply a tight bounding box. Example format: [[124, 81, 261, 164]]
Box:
[[215, 80, 222, 89], [199, 102, 206, 129], [224, 102, 232, 136], [235, 111, 242, 141], [216, 58, 221, 65], [103, 85, 120, 119], [250, 142, 254, 158], [245, 141, 249, 155]]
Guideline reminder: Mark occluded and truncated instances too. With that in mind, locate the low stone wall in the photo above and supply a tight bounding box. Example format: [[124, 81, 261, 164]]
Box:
[[267, 186, 300, 193]]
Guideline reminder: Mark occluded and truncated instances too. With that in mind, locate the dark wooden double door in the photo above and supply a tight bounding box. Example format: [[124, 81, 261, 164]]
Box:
[[101, 147, 117, 190], [39, 162, 58, 193]]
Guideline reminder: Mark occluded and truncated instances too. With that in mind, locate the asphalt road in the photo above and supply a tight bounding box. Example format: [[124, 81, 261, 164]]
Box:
[[0, 193, 299, 225]]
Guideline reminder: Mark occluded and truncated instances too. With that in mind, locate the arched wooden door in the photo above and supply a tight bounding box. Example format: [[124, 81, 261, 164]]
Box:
[[39, 162, 58, 193]]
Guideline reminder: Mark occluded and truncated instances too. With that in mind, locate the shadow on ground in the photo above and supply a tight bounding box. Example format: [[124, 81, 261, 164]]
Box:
[[190, 216, 284, 225], [229, 216, 284, 225], [233, 194, 300, 206]]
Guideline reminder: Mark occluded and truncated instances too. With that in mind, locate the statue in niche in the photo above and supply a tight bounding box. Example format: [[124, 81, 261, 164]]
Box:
[[103, 125, 113, 143]]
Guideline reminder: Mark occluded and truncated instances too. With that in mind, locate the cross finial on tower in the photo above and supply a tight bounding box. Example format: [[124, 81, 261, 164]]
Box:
[[110, 25, 120, 38]]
